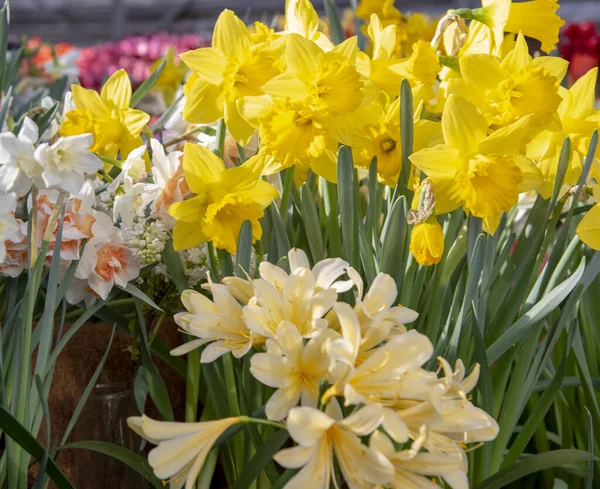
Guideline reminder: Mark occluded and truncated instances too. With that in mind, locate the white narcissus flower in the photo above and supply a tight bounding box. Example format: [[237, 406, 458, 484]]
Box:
[[70, 225, 140, 303], [275, 405, 394, 489], [243, 248, 353, 339], [0, 117, 42, 196], [35, 133, 103, 194], [109, 144, 147, 226], [127, 415, 241, 489], [250, 322, 338, 421], [0, 193, 21, 263], [171, 277, 256, 362]]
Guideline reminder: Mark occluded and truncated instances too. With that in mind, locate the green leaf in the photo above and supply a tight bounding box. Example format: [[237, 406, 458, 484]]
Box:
[[134, 299, 174, 421], [62, 440, 161, 487], [269, 203, 291, 270], [379, 196, 407, 280], [487, 258, 586, 364], [236, 220, 253, 276], [0, 405, 75, 489], [130, 60, 166, 107], [337, 146, 360, 270], [393, 79, 414, 201], [2, 46, 22, 93], [231, 430, 289, 489], [34, 102, 59, 142], [49, 75, 68, 101], [59, 326, 116, 447], [474, 450, 596, 489], [300, 183, 325, 263], [31, 376, 50, 489], [549, 137, 571, 210], [0, 5, 9, 92], [0, 85, 12, 128], [162, 238, 189, 293], [270, 469, 298, 489], [120, 282, 163, 311], [323, 0, 345, 45]]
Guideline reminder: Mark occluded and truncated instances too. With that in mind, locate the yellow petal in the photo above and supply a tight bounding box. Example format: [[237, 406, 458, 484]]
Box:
[[172, 218, 208, 251], [286, 34, 322, 75], [368, 14, 396, 60], [237, 95, 272, 128], [566, 67, 598, 120], [500, 32, 530, 74], [483, 214, 502, 235], [460, 54, 506, 90], [478, 115, 534, 156], [261, 73, 310, 101], [532, 56, 568, 85], [442, 96, 488, 154], [577, 204, 600, 250], [213, 10, 251, 59], [120, 108, 150, 139], [309, 149, 337, 183], [183, 142, 225, 191], [72, 85, 108, 117], [179, 48, 227, 85], [410, 218, 444, 266], [431, 177, 464, 214], [514, 155, 543, 192], [285, 0, 319, 39], [225, 100, 255, 147], [505, 0, 565, 54], [409, 145, 463, 179], [169, 195, 207, 223], [332, 36, 358, 64], [183, 78, 225, 124], [101, 69, 132, 109]]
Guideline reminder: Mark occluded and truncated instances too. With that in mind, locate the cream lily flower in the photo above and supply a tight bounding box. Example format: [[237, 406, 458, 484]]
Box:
[[243, 249, 353, 339], [128, 415, 241, 489], [325, 303, 433, 407], [172, 278, 257, 362], [250, 322, 338, 420], [274, 405, 394, 489], [370, 429, 468, 489]]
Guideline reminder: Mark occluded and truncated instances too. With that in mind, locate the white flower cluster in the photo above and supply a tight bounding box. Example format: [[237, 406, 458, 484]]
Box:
[[122, 216, 169, 266]]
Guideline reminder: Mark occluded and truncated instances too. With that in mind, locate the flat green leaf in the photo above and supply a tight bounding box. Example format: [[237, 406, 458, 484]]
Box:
[[549, 137, 571, 210], [379, 196, 407, 280], [161, 238, 189, 293], [337, 146, 360, 270], [120, 282, 163, 312], [62, 440, 161, 487], [0, 405, 75, 489], [134, 299, 174, 421], [130, 60, 166, 107], [300, 183, 325, 263], [231, 430, 289, 489], [324, 0, 345, 44], [487, 259, 586, 364], [236, 220, 253, 276], [474, 450, 596, 489], [34, 102, 59, 142]]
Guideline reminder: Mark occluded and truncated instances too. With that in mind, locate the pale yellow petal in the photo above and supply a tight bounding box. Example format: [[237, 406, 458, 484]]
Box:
[[478, 115, 534, 156], [261, 73, 310, 101], [442, 95, 488, 154], [213, 9, 251, 59], [410, 145, 463, 179], [183, 142, 225, 189], [101, 69, 131, 108], [237, 95, 272, 128], [515, 155, 543, 192], [460, 54, 506, 90], [71, 84, 108, 117], [224, 100, 255, 146], [286, 33, 322, 75], [532, 56, 568, 85], [179, 48, 227, 85], [183, 78, 225, 124], [500, 32, 530, 74], [577, 204, 600, 250], [566, 67, 598, 120]]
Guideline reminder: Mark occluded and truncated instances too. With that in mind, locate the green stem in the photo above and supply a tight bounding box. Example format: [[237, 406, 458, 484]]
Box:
[[215, 119, 226, 158], [241, 417, 287, 431]]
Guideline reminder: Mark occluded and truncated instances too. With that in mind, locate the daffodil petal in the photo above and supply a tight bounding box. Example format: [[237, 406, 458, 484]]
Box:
[[442, 96, 488, 154], [577, 204, 600, 250], [409, 145, 463, 179], [460, 54, 506, 90], [179, 48, 227, 86], [213, 9, 251, 59], [101, 69, 132, 108]]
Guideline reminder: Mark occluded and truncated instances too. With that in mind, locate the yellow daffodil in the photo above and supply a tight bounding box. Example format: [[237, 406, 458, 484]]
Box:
[[284, 0, 333, 50], [60, 69, 150, 159], [388, 40, 441, 101], [409, 95, 543, 221], [168, 143, 278, 253], [350, 86, 442, 186], [410, 216, 445, 266], [151, 46, 188, 106], [238, 96, 338, 185], [356, 0, 402, 25], [452, 33, 568, 130], [468, 0, 564, 54], [128, 415, 241, 488], [527, 68, 600, 199], [274, 405, 395, 488], [250, 322, 338, 420], [262, 35, 377, 125], [179, 10, 285, 145], [577, 204, 600, 250]]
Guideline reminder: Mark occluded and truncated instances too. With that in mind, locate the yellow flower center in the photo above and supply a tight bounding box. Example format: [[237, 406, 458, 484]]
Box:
[[313, 58, 364, 115], [492, 66, 562, 127]]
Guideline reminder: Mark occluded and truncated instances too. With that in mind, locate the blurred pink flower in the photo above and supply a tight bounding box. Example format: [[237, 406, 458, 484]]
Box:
[[76, 32, 209, 91]]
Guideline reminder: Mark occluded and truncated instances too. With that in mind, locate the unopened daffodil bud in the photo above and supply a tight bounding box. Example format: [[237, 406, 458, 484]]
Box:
[[410, 216, 444, 266]]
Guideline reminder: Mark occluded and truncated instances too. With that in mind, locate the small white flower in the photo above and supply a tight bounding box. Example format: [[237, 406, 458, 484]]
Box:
[[0, 118, 42, 196], [0, 193, 20, 263], [113, 178, 145, 227], [35, 133, 102, 194]]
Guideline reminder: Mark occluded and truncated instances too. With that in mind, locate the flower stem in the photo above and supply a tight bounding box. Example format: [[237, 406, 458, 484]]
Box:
[[240, 417, 287, 431]]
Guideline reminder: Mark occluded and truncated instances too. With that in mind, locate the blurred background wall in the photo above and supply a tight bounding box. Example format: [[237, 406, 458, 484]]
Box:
[[11, 0, 600, 45]]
